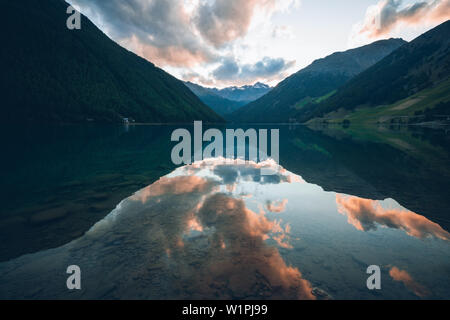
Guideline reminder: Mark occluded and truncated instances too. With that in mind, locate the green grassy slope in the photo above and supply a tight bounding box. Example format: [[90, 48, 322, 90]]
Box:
[[311, 78, 450, 124]]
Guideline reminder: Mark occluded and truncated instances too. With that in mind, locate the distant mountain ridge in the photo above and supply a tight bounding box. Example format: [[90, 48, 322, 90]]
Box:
[[0, 0, 223, 123], [211, 82, 272, 102], [185, 82, 272, 116], [232, 38, 407, 123]]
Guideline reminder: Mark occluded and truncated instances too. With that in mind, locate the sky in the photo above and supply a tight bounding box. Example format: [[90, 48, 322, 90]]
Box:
[[68, 0, 450, 88]]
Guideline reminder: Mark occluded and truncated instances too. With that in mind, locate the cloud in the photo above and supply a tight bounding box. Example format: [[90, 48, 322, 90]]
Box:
[[120, 35, 215, 68], [3, 159, 413, 300], [69, 0, 298, 72], [131, 175, 215, 204], [181, 71, 217, 86], [266, 199, 289, 213], [389, 267, 430, 297], [69, 0, 217, 67], [194, 0, 295, 47], [211, 57, 295, 85], [242, 57, 296, 78], [272, 25, 296, 39], [130, 160, 312, 298], [212, 57, 241, 80], [195, 0, 264, 47], [185, 214, 204, 233], [195, 193, 312, 298], [336, 194, 450, 241], [352, 0, 450, 41]]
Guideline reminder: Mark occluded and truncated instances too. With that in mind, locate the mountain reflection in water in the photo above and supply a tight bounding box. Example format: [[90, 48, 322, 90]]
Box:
[[0, 159, 449, 300]]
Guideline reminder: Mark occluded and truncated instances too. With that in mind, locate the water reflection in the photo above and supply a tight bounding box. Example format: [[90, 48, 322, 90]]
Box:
[[336, 195, 450, 241], [0, 159, 448, 299], [389, 267, 430, 298], [2, 124, 450, 264], [0, 125, 178, 261]]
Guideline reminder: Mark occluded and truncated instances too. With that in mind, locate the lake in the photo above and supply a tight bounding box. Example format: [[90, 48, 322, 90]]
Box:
[[0, 124, 449, 299]]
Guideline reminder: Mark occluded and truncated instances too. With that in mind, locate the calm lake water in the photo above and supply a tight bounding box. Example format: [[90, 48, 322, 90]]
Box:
[[0, 124, 449, 299]]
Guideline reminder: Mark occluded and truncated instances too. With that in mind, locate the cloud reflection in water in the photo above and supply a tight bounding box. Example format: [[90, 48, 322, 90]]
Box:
[[0, 158, 448, 299], [336, 194, 450, 241]]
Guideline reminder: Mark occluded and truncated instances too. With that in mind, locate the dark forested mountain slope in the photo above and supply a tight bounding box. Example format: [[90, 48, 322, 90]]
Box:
[[300, 20, 450, 122], [232, 38, 406, 123], [0, 0, 223, 123]]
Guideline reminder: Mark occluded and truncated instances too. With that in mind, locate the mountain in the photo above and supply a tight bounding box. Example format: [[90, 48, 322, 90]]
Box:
[[301, 20, 450, 123], [0, 0, 223, 123], [185, 82, 272, 116], [184, 82, 247, 116], [211, 82, 272, 102], [232, 38, 407, 123]]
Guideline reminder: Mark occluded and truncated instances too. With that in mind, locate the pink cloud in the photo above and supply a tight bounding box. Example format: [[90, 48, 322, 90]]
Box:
[[195, 0, 292, 47], [132, 175, 213, 204], [266, 199, 289, 213], [120, 35, 214, 68], [71, 0, 298, 71], [389, 266, 430, 297], [196, 194, 314, 299], [355, 0, 450, 39]]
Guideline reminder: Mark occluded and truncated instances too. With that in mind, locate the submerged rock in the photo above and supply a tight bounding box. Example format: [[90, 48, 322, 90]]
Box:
[[311, 287, 333, 300]]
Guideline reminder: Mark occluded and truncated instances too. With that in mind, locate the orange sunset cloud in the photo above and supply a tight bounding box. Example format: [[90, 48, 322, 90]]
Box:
[[356, 0, 450, 39], [389, 266, 430, 297], [336, 194, 450, 241]]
